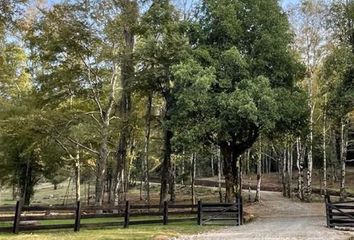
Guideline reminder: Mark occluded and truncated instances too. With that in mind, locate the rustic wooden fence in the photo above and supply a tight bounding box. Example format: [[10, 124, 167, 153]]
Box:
[[326, 195, 354, 228], [197, 197, 243, 226], [0, 198, 243, 234]]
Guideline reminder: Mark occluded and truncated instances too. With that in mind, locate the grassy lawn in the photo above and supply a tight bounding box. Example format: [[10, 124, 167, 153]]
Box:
[[0, 221, 220, 240]]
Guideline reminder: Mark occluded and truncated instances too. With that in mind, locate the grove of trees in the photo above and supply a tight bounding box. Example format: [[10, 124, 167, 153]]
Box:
[[0, 0, 353, 206]]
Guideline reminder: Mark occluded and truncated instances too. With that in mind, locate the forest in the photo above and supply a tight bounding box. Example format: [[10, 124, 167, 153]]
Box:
[[0, 0, 353, 212]]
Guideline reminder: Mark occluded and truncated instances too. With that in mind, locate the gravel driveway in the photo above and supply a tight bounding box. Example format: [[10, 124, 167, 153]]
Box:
[[176, 191, 354, 240]]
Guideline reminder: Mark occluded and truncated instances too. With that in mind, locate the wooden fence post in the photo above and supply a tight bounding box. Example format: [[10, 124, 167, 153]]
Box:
[[236, 197, 241, 226], [163, 201, 168, 225], [12, 200, 22, 234], [197, 200, 202, 226], [325, 195, 332, 228], [124, 201, 130, 228], [74, 201, 81, 232]]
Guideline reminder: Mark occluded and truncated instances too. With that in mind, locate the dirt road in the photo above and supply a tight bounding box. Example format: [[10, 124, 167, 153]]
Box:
[[176, 191, 354, 240]]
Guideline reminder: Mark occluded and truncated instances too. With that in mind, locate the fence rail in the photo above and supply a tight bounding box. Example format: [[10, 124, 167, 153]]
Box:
[[0, 198, 243, 234], [325, 195, 354, 228]]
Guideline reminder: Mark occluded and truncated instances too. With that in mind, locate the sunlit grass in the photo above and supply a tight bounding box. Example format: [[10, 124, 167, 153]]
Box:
[[0, 221, 219, 240]]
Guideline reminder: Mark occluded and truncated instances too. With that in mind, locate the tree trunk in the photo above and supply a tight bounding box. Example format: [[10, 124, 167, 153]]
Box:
[[95, 125, 109, 206], [221, 143, 235, 202], [282, 149, 287, 197], [296, 137, 304, 200], [340, 118, 348, 201], [307, 75, 314, 201], [143, 94, 152, 204], [169, 162, 176, 203], [255, 140, 262, 202], [287, 144, 293, 198], [191, 153, 196, 205], [211, 154, 215, 177], [112, 0, 136, 206], [323, 96, 327, 196], [75, 145, 81, 202], [217, 146, 223, 203], [160, 128, 173, 205]]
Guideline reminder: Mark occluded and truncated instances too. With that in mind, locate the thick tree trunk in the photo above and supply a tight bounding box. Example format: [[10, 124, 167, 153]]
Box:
[[169, 163, 176, 203], [221, 143, 235, 202], [340, 118, 348, 201], [160, 128, 173, 205], [255, 141, 262, 202]]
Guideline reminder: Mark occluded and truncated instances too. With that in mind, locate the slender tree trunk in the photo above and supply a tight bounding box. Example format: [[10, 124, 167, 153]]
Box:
[[282, 149, 287, 197], [191, 153, 196, 205], [296, 137, 304, 200], [211, 154, 215, 177], [287, 144, 293, 198], [246, 150, 250, 175], [255, 140, 262, 202], [330, 130, 338, 184], [340, 118, 348, 201], [87, 182, 90, 205], [95, 124, 109, 206], [75, 145, 80, 202], [307, 74, 314, 202], [143, 95, 152, 204], [217, 147, 223, 203], [323, 96, 327, 196]]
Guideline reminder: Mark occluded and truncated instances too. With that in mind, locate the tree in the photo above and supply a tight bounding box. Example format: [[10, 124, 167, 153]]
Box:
[[182, 0, 304, 201], [25, 2, 123, 206], [136, 0, 189, 204], [290, 0, 329, 201]]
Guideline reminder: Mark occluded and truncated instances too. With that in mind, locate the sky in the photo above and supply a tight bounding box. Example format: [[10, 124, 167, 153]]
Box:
[[282, 0, 300, 8]]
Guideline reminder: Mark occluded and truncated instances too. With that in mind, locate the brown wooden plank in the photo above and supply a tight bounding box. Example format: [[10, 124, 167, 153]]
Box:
[[129, 219, 162, 225], [81, 213, 123, 219], [0, 226, 13, 233], [20, 215, 75, 221], [0, 216, 14, 221], [130, 205, 160, 210], [22, 206, 76, 211], [19, 224, 74, 231], [202, 203, 234, 207]]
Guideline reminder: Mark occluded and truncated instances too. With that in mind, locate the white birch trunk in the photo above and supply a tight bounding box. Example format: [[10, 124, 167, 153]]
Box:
[[340, 118, 348, 201], [255, 141, 262, 202]]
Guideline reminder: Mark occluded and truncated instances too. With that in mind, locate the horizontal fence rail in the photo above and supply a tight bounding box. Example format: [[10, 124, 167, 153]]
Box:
[[0, 198, 243, 234], [326, 195, 354, 228]]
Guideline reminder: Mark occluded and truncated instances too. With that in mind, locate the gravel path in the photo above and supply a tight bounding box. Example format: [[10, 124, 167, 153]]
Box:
[[176, 191, 354, 240]]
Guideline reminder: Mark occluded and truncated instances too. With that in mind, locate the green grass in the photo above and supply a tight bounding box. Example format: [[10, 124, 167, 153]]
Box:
[[0, 221, 219, 240]]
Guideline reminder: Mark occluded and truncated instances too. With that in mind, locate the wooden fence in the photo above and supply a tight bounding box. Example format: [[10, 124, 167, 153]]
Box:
[[197, 197, 243, 226], [0, 198, 243, 234], [325, 195, 354, 228]]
